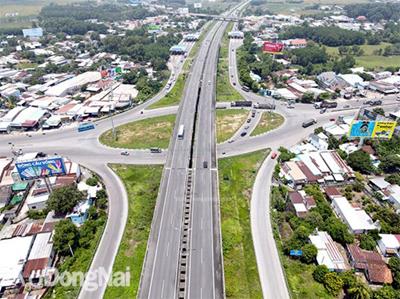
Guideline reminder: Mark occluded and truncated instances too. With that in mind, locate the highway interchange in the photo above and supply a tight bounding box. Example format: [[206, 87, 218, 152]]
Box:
[[1, 1, 400, 298]]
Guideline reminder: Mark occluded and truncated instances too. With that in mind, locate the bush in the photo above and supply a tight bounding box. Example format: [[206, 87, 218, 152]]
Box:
[[313, 265, 329, 283], [86, 177, 99, 187], [300, 244, 318, 264], [323, 272, 344, 296]]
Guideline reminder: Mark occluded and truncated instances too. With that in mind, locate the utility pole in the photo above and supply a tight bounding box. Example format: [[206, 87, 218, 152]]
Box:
[[108, 84, 116, 141]]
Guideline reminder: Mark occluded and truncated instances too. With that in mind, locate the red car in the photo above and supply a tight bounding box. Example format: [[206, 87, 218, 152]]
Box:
[[271, 152, 277, 159]]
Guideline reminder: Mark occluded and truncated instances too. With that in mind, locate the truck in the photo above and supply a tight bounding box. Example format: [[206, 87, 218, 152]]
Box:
[[320, 100, 338, 108], [302, 119, 317, 128], [150, 147, 162, 153], [78, 122, 95, 132], [231, 101, 252, 107], [177, 124, 185, 139], [253, 102, 276, 110]]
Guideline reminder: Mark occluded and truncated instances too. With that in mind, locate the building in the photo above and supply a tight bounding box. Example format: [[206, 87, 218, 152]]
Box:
[[281, 161, 307, 187], [287, 190, 316, 217], [66, 198, 93, 226], [22, 232, 54, 284], [22, 28, 43, 39], [377, 234, 400, 257], [347, 244, 393, 285], [0, 236, 34, 294], [309, 231, 347, 271], [45, 72, 102, 97], [332, 197, 378, 234]]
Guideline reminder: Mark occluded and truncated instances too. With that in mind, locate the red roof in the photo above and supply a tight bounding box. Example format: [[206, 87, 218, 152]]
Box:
[[296, 161, 320, 182], [324, 186, 341, 198], [23, 258, 49, 279]]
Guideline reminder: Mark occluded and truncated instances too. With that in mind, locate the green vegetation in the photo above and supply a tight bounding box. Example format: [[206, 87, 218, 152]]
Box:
[[216, 23, 243, 102], [219, 149, 269, 298], [46, 190, 108, 298], [250, 112, 284, 136], [216, 109, 248, 143], [100, 114, 176, 149], [104, 164, 163, 298], [47, 185, 84, 215]]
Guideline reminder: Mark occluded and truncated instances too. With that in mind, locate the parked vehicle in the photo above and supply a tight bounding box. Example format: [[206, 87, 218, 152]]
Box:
[[121, 151, 129, 156], [302, 119, 317, 128], [271, 152, 277, 159], [241, 85, 250, 92], [240, 131, 247, 137]]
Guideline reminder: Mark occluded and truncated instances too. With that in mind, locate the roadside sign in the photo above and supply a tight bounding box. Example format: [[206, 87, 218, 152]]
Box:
[[290, 250, 303, 256], [16, 157, 66, 180], [349, 120, 396, 139], [372, 121, 397, 139]]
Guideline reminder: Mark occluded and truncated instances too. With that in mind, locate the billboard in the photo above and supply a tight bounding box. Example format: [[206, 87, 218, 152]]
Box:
[[372, 121, 397, 138], [16, 157, 66, 180], [263, 41, 284, 54], [349, 120, 397, 138]]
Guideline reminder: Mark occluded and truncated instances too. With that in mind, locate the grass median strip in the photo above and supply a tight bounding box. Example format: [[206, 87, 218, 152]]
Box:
[[216, 23, 243, 102], [250, 112, 284, 137], [104, 164, 163, 299], [99, 114, 176, 149], [219, 149, 269, 298], [216, 109, 248, 143]]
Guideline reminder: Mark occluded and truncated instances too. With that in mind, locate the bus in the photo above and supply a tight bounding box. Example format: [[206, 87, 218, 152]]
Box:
[[78, 122, 95, 132], [321, 100, 338, 109], [178, 124, 185, 139]]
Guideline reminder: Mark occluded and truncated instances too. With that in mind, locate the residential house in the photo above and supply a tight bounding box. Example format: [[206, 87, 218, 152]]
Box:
[[377, 234, 400, 257], [309, 231, 347, 271], [287, 190, 316, 217]]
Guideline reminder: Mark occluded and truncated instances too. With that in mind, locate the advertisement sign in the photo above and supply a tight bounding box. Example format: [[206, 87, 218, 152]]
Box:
[[263, 41, 284, 53], [16, 157, 66, 180], [349, 120, 397, 139], [349, 120, 375, 138], [372, 121, 397, 138]]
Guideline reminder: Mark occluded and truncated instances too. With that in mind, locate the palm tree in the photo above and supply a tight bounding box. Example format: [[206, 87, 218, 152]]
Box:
[[348, 282, 371, 299]]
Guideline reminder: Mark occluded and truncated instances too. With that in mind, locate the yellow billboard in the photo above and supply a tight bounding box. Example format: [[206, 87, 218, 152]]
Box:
[[372, 121, 397, 139]]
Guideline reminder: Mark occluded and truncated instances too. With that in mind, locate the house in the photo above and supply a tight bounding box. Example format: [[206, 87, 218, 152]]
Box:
[[377, 234, 400, 257], [347, 244, 393, 285], [323, 186, 342, 201], [281, 161, 307, 187], [0, 236, 34, 294], [66, 198, 93, 226], [369, 177, 391, 192], [317, 72, 346, 90], [309, 231, 347, 271], [22, 232, 55, 285], [332, 197, 378, 234], [388, 185, 400, 209], [287, 190, 316, 217], [337, 74, 364, 88], [309, 132, 329, 150]]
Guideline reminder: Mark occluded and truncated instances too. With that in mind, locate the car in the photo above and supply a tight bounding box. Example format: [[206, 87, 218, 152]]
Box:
[[203, 161, 208, 168], [121, 151, 129, 156], [344, 104, 351, 108], [233, 82, 236, 86], [330, 118, 335, 122], [271, 152, 277, 159], [231, 49, 234, 52], [228, 140, 234, 143], [140, 110, 144, 114], [320, 108, 327, 114], [240, 132, 247, 137]]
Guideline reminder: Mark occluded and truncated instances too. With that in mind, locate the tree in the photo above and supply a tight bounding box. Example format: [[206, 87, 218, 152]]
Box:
[[379, 154, 400, 173], [323, 272, 344, 296], [47, 185, 84, 215], [347, 150, 374, 174], [372, 107, 385, 116], [348, 282, 371, 299], [373, 285, 400, 299], [86, 177, 99, 187], [328, 135, 340, 150], [301, 92, 315, 103], [53, 220, 79, 256], [340, 271, 357, 289], [278, 147, 295, 162], [323, 216, 354, 245], [300, 244, 318, 264], [313, 265, 329, 283]]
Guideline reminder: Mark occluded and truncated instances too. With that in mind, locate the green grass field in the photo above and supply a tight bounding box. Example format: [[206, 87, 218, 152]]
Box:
[[325, 43, 400, 70], [216, 109, 248, 143], [216, 23, 243, 102], [251, 112, 284, 137], [219, 149, 270, 298], [99, 114, 176, 149], [104, 164, 163, 299]]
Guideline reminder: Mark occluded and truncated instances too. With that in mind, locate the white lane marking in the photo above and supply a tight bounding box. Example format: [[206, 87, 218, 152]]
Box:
[[166, 242, 170, 257], [161, 280, 165, 298], [201, 248, 203, 265], [200, 217, 203, 230]]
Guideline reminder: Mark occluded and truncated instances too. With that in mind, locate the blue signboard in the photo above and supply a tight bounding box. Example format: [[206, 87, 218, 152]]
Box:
[[290, 250, 303, 256], [16, 157, 66, 180], [349, 120, 375, 138]]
